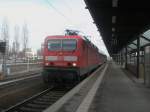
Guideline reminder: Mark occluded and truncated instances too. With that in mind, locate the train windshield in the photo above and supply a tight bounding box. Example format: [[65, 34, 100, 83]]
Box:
[[48, 39, 61, 51], [62, 39, 77, 51], [47, 39, 77, 51]]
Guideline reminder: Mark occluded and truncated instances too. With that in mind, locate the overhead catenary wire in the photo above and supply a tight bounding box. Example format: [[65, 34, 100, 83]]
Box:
[[62, 0, 73, 12], [45, 0, 73, 24], [45, 0, 93, 34]]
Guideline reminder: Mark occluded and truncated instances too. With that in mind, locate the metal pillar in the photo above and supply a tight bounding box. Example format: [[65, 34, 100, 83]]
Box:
[[118, 53, 119, 64], [121, 51, 123, 66], [137, 37, 140, 78], [125, 47, 127, 69], [119, 52, 121, 65], [119, 53, 120, 64], [117, 54, 119, 63]]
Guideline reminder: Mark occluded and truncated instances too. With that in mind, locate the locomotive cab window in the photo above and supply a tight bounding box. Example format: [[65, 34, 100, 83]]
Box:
[[62, 39, 77, 51], [48, 39, 61, 51]]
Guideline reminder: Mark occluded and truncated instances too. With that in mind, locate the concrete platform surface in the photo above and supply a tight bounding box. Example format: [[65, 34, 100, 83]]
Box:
[[89, 62, 150, 112]]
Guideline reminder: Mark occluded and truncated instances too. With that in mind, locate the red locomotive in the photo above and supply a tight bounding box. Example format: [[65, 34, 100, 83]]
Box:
[[42, 30, 107, 84]]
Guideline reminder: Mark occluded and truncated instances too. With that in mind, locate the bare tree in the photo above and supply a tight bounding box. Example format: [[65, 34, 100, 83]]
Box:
[[1, 19, 9, 43], [1, 18, 9, 76], [1, 18, 9, 55], [37, 49, 42, 56], [11, 41, 15, 55], [36, 47, 43, 62], [13, 25, 20, 63], [22, 23, 29, 60]]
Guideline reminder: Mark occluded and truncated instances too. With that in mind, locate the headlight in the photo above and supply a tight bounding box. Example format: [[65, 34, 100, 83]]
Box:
[[45, 62, 49, 66], [72, 62, 77, 67]]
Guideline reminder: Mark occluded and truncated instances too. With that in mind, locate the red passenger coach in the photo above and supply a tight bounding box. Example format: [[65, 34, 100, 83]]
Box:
[[42, 34, 106, 84]]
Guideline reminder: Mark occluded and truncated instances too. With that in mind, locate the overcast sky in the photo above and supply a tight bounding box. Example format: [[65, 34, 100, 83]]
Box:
[[0, 0, 109, 56]]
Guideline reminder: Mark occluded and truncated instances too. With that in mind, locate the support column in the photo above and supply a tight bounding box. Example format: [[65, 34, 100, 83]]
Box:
[[125, 47, 127, 69], [137, 37, 140, 78], [118, 53, 120, 64], [119, 53, 120, 64], [120, 53, 121, 65], [121, 50, 123, 66]]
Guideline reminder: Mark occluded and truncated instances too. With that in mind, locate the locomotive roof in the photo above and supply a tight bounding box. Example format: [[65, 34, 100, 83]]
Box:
[[45, 35, 106, 56], [45, 35, 93, 43], [45, 35, 84, 41], [45, 35, 79, 38]]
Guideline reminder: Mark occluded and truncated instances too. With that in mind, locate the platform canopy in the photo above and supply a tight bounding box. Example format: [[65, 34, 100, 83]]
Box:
[[84, 0, 150, 56]]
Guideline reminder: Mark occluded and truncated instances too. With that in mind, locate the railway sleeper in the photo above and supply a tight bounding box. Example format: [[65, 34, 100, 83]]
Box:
[[26, 103, 47, 109], [20, 106, 42, 112], [37, 98, 58, 102], [32, 100, 52, 105]]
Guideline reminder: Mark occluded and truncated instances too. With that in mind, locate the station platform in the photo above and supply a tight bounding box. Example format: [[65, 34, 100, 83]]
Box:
[[88, 62, 150, 112], [45, 61, 150, 112]]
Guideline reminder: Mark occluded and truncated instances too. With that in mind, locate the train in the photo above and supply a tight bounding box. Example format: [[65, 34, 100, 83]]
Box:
[[42, 30, 107, 84]]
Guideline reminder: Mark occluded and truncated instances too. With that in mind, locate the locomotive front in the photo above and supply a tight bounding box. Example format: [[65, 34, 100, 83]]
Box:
[[42, 36, 81, 84]]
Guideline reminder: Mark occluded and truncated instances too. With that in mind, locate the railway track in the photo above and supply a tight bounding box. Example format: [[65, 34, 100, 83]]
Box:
[[3, 86, 72, 112], [1, 70, 41, 83], [0, 74, 41, 89]]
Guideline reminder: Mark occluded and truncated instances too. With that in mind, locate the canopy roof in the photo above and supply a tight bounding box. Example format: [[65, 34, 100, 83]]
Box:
[[84, 0, 150, 55]]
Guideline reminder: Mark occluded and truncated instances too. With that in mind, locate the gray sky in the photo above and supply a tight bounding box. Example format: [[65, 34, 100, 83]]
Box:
[[0, 0, 109, 56]]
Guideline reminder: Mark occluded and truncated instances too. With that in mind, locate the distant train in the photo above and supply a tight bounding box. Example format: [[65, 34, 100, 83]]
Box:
[[42, 31, 107, 84]]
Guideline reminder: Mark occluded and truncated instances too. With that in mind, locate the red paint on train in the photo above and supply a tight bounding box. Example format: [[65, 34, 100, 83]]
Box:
[[42, 35, 106, 84]]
